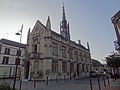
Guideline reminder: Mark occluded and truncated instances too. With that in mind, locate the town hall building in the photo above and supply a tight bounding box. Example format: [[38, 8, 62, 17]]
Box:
[[25, 6, 92, 80]]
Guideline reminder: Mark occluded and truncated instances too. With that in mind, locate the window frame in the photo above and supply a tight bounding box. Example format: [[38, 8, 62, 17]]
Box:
[[4, 48, 10, 55], [2, 56, 9, 64], [52, 42, 58, 56]]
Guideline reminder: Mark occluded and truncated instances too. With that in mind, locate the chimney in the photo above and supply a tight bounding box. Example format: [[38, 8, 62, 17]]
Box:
[[78, 40, 81, 45]]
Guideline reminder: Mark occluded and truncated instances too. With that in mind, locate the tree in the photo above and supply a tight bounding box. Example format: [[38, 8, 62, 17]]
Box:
[[105, 53, 120, 68]]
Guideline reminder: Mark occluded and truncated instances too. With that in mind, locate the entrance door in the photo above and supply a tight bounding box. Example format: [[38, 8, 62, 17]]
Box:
[[77, 64, 79, 76]]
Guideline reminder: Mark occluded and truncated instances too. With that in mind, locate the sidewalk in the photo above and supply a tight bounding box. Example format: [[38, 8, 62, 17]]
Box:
[[102, 86, 120, 90], [102, 78, 120, 90]]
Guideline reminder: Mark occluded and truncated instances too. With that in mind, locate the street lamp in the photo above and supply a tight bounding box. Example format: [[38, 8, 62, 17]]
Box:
[[13, 25, 23, 90]]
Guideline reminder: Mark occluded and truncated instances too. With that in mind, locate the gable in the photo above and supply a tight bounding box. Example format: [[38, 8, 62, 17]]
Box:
[[31, 20, 47, 35]]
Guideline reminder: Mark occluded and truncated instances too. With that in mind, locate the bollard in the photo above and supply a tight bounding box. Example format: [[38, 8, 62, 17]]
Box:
[[97, 76, 101, 90], [64, 75, 65, 82], [110, 67, 115, 82], [103, 76, 106, 88], [19, 79, 22, 90], [34, 78, 36, 88], [113, 66, 116, 80], [112, 74, 115, 82], [106, 75, 110, 86], [89, 78, 93, 90], [56, 75, 58, 83], [46, 76, 48, 86], [70, 73, 71, 79]]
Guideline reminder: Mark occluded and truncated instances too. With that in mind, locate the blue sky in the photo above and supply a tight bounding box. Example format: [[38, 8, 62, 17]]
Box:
[[0, 0, 120, 63]]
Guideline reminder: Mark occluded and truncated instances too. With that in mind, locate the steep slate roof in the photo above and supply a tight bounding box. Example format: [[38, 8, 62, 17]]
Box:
[[51, 30, 67, 40], [33, 19, 88, 51], [0, 38, 26, 48], [32, 19, 88, 51], [69, 40, 88, 50], [51, 30, 88, 51]]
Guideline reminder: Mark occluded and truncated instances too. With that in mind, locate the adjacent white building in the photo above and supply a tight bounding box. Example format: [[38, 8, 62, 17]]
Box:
[[0, 38, 26, 78]]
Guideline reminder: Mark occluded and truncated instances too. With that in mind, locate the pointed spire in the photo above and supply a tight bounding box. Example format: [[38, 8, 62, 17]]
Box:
[[87, 42, 90, 51], [68, 22, 69, 33], [62, 3, 67, 27], [63, 4, 66, 21], [28, 28, 31, 35], [60, 3, 70, 41], [46, 16, 51, 30], [27, 28, 31, 44]]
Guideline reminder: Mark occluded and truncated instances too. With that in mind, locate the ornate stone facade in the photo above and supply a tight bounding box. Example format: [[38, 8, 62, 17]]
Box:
[[111, 10, 120, 53], [25, 6, 92, 80]]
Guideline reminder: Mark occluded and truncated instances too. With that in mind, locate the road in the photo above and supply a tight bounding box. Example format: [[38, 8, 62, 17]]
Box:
[[0, 77, 114, 90]]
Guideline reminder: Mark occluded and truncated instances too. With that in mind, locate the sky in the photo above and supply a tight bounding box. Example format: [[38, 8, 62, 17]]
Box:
[[0, 0, 120, 63]]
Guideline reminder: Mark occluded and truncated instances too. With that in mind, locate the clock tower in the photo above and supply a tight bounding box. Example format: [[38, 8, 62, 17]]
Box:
[[60, 5, 70, 40]]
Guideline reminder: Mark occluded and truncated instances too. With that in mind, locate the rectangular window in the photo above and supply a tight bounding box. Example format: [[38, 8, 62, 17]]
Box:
[[52, 61, 58, 73], [69, 49, 73, 59], [52, 42, 58, 56], [74, 51, 78, 61], [34, 44, 37, 53], [16, 50, 21, 56], [61, 46, 66, 58], [70, 63, 74, 73], [33, 61, 39, 72], [79, 52, 83, 62], [82, 64, 85, 72], [2, 57, 9, 64], [62, 62, 67, 73], [4, 48, 10, 55]]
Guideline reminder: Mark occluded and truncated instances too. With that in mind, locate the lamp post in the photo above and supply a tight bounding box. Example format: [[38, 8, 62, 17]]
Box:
[[13, 25, 23, 90]]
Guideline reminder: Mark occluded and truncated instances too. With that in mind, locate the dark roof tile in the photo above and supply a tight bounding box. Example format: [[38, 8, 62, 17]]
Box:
[[0, 38, 26, 48]]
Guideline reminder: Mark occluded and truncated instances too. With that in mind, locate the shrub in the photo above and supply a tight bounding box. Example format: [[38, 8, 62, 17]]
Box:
[[0, 82, 14, 90]]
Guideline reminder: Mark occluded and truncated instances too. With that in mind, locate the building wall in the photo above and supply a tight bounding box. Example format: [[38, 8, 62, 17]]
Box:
[[0, 43, 25, 65], [26, 20, 92, 80], [111, 11, 120, 53], [0, 42, 25, 78]]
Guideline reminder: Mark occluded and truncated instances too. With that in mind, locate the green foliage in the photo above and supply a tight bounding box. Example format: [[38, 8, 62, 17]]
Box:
[[0, 82, 14, 90], [105, 53, 120, 67]]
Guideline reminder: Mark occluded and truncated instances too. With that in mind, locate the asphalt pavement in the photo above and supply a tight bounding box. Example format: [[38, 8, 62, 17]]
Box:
[[0, 76, 120, 90]]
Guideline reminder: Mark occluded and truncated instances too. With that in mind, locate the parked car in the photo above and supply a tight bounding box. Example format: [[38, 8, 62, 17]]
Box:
[[105, 70, 112, 75], [98, 71, 107, 76], [89, 70, 99, 77]]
